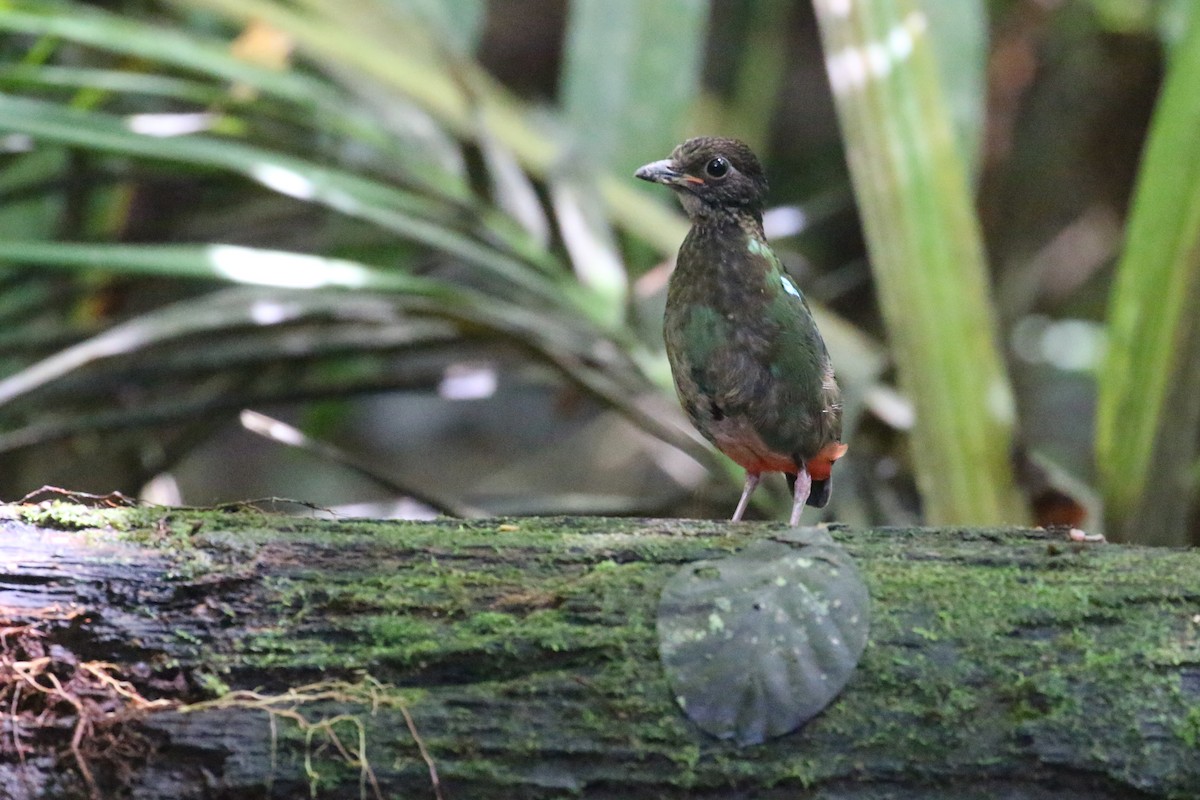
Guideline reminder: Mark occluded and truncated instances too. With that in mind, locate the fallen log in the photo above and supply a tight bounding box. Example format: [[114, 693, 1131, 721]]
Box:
[[0, 502, 1197, 799]]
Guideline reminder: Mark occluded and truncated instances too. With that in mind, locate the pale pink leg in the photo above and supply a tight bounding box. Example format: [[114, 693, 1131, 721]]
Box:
[[789, 470, 812, 527], [731, 473, 761, 522]]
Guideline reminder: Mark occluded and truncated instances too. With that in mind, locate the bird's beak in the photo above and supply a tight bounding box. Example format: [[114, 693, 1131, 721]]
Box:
[[635, 158, 686, 186]]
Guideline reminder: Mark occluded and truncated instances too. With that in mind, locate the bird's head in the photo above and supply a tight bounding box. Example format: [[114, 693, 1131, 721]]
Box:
[[634, 137, 769, 220]]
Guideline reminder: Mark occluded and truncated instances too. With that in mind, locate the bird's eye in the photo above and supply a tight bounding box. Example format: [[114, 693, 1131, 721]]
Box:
[[705, 156, 729, 178]]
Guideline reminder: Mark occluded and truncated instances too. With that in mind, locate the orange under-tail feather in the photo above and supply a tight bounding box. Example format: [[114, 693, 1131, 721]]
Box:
[[805, 441, 848, 481]]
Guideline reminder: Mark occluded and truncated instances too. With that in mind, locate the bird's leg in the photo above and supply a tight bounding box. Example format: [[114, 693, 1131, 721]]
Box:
[[789, 469, 812, 527], [731, 472, 761, 522]]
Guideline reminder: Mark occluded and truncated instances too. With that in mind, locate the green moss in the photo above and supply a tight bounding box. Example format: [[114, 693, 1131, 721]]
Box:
[[193, 669, 232, 697], [1176, 705, 1200, 747], [16, 500, 135, 531], [819, 528, 1200, 782], [212, 516, 1195, 792]]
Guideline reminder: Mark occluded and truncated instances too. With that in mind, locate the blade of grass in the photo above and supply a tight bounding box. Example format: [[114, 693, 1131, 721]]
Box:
[[0, 95, 578, 308], [550, 176, 628, 327], [4, 7, 646, 323], [0, 240, 712, 464], [0, 148, 67, 239], [241, 410, 486, 517], [813, 0, 1026, 524], [0, 5, 340, 110], [555, 0, 708, 318], [0, 64, 225, 104], [0, 5, 477, 201], [401, 0, 487, 56], [0, 240, 443, 296], [1095, 10, 1200, 545], [920, 0, 987, 178], [169, 0, 693, 255]]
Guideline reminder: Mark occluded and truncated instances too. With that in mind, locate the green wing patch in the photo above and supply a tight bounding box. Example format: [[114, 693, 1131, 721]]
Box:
[[681, 305, 729, 367]]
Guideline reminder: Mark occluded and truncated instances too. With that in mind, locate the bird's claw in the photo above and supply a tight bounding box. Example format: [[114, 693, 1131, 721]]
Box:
[[1067, 528, 1105, 543]]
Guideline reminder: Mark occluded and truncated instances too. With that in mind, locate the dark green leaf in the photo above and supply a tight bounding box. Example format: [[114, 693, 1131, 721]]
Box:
[[0, 95, 573, 309], [1096, 7, 1200, 544], [657, 528, 869, 745]]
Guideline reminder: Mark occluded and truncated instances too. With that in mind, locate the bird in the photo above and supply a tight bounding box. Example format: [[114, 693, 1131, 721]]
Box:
[[635, 136, 847, 526]]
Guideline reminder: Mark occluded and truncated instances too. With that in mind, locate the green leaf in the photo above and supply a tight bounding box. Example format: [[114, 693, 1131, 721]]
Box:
[[401, 0, 487, 55], [813, 0, 1026, 524], [715, 0, 790, 153], [165, 0, 695, 256], [0, 239, 712, 465], [0, 240, 437, 293], [0, 4, 475, 199], [920, 0, 987, 177], [657, 528, 869, 745], [0, 5, 332, 107], [0, 149, 67, 239], [550, 176, 628, 327], [0, 64, 225, 104], [1095, 8, 1200, 545], [560, 0, 709, 178], [0, 94, 573, 308]]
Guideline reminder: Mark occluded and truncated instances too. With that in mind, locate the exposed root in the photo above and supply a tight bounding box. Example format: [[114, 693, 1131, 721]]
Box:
[[0, 622, 179, 798], [181, 674, 442, 800], [17, 485, 139, 508], [399, 701, 443, 800]]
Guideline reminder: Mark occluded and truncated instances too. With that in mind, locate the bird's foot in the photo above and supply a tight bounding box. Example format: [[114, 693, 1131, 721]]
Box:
[[788, 471, 812, 526], [731, 473, 761, 522], [1067, 528, 1106, 543]]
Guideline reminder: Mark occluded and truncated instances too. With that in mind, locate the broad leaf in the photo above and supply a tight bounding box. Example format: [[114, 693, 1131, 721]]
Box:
[[657, 528, 869, 745]]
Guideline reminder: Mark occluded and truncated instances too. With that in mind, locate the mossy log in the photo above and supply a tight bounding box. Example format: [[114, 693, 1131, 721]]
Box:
[[1, 502, 1198, 799]]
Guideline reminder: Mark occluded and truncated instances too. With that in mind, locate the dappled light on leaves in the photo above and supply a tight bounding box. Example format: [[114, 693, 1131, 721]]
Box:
[[207, 245, 374, 290], [250, 162, 319, 200], [125, 111, 219, 137]]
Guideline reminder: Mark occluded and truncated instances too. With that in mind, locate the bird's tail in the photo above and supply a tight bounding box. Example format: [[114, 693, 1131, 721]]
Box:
[[787, 473, 833, 508], [807, 477, 832, 508]]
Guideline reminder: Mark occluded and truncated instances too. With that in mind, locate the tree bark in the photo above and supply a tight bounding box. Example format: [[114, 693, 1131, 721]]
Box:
[[0, 502, 1198, 799]]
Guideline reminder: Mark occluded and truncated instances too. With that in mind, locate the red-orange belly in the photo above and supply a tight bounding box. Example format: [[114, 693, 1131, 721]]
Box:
[[711, 422, 848, 478]]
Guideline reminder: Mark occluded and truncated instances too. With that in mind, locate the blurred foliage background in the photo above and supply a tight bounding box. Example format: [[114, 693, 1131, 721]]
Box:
[[0, 0, 1196, 545]]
